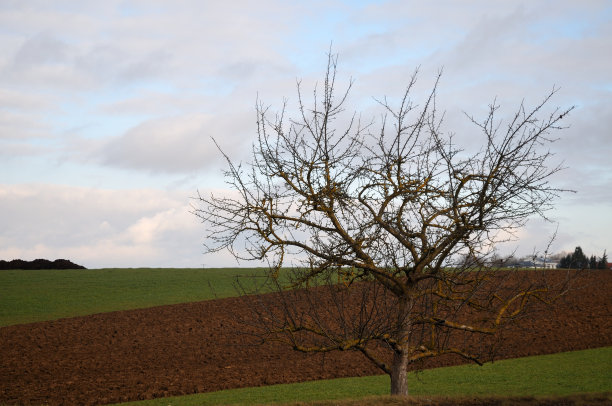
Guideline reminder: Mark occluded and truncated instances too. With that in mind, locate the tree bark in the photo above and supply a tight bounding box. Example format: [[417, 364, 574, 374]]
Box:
[[390, 350, 409, 396]]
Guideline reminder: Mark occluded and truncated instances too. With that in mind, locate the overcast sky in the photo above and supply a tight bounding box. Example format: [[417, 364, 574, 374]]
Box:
[[1, 1, 610, 268]]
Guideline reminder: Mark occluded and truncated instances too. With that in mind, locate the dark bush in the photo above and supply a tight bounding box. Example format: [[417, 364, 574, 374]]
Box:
[[0, 259, 86, 270]]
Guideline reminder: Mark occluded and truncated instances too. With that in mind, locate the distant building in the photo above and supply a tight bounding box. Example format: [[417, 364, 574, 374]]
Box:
[[513, 257, 557, 269], [533, 258, 557, 269]]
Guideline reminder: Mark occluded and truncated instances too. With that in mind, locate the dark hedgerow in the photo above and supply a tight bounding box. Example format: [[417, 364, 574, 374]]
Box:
[[0, 258, 86, 270]]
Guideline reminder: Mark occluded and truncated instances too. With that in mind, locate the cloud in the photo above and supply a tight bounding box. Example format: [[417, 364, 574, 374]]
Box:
[[100, 91, 205, 116], [0, 183, 208, 268], [0, 110, 51, 141], [0, 1, 303, 89], [95, 111, 254, 173], [0, 90, 56, 147], [0, 88, 53, 111], [12, 31, 70, 68]]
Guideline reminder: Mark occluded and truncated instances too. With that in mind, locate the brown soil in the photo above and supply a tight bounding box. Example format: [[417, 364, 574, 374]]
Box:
[[1, 270, 611, 406]]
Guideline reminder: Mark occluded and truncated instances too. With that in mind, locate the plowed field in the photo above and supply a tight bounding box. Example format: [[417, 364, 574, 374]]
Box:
[[1, 270, 611, 406]]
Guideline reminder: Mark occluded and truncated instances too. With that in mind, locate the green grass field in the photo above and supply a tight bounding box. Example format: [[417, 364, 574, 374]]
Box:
[[115, 347, 612, 406], [0, 267, 272, 326]]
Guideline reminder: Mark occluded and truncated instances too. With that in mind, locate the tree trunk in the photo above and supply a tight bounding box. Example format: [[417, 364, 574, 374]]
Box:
[[390, 350, 409, 396], [390, 294, 411, 396]]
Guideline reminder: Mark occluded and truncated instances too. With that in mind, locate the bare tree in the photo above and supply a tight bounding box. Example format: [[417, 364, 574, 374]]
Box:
[[194, 53, 574, 396]]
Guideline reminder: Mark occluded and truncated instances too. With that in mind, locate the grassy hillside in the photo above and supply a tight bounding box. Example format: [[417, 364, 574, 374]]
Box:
[[116, 347, 612, 405], [0, 267, 272, 326]]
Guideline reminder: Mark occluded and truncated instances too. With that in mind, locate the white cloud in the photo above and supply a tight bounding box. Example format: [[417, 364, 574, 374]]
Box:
[[124, 207, 193, 245], [99, 91, 205, 116], [0, 110, 51, 141], [0, 183, 210, 268], [99, 113, 213, 171], [96, 111, 254, 173], [0, 88, 53, 111]]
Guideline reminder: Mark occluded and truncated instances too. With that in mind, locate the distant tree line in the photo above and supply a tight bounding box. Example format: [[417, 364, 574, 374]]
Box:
[[0, 259, 86, 270], [557, 247, 608, 269]]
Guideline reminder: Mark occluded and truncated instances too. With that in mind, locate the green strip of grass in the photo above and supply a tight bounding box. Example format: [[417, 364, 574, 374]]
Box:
[[117, 347, 612, 406], [0, 268, 271, 326]]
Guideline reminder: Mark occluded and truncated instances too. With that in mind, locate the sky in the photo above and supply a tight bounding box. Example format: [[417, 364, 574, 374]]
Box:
[[1, 0, 611, 268]]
